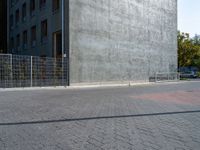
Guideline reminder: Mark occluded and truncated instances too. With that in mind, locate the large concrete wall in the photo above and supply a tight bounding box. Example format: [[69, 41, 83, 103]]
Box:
[[69, 0, 177, 84]]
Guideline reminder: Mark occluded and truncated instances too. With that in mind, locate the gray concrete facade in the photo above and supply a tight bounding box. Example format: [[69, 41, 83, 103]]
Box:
[[69, 0, 177, 84]]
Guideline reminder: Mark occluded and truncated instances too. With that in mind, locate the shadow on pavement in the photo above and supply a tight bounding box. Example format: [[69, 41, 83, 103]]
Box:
[[0, 110, 200, 126]]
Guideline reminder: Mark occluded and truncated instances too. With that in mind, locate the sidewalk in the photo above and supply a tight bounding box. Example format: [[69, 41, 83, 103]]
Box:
[[0, 81, 200, 149], [0, 80, 188, 92]]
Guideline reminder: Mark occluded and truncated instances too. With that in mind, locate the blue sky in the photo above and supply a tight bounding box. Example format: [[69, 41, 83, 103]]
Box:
[[178, 0, 200, 37]]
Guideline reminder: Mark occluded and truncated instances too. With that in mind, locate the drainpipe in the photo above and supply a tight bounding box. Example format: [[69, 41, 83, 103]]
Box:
[[61, 0, 65, 86], [62, 0, 65, 57]]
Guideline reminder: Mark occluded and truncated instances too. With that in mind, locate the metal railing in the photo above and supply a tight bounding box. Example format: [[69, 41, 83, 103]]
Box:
[[0, 54, 68, 88], [155, 72, 180, 82]]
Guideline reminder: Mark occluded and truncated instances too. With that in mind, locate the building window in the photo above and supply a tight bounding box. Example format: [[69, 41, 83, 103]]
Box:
[[40, 0, 46, 9], [30, 0, 36, 16], [10, 0, 14, 7], [15, 9, 20, 25], [41, 20, 48, 43], [23, 30, 28, 49], [31, 26, 36, 47], [52, 0, 59, 12], [22, 3, 27, 22], [10, 37, 14, 51], [16, 34, 20, 50], [53, 31, 62, 58], [10, 15, 14, 30]]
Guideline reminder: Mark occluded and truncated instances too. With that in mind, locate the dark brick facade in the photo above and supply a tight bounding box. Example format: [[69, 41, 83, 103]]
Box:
[[0, 0, 7, 53]]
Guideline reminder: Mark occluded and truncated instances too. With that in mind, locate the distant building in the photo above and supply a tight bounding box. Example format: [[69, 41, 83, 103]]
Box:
[[7, 0, 178, 85], [0, 0, 7, 53]]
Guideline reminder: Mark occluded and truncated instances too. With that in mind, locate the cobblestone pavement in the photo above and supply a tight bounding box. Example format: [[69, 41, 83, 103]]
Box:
[[0, 81, 200, 150]]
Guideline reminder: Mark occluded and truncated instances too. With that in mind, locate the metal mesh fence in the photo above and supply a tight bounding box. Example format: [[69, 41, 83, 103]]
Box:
[[155, 72, 180, 82], [0, 54, 68, 88]]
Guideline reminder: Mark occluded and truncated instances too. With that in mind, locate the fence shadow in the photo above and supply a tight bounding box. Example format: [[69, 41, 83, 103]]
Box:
[[0, 110, 200, 126]]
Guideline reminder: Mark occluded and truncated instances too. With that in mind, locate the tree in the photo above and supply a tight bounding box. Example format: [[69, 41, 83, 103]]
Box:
[[193, 34, 200, 46], [192, 35, 200, 69], [178, 31, 200, 69]]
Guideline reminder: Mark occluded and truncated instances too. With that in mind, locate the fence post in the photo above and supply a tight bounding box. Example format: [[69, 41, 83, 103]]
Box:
[[54, 57, 56, 87], [168, 72, 170, 81], [10, 54, 13, 88], [30, 56, 33, 87], [178, 72, 180, 81], [62, 57, 64, 86], [155, 72, 157, 82]]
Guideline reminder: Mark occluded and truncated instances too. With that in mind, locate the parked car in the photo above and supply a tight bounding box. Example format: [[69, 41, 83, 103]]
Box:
[[180, 71, 198, 78]]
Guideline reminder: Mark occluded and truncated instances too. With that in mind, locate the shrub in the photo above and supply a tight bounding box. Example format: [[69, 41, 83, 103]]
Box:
[[197, 72, 200, 78]]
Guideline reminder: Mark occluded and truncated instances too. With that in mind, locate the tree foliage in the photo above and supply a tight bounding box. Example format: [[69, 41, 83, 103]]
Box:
[[178, 31, 200, 69]]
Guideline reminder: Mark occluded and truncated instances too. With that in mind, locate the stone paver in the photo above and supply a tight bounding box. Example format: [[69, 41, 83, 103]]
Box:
[[0, 81, 200, 150]]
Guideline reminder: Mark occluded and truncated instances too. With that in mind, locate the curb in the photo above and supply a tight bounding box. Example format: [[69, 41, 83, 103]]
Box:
[[0, 81, 194, 92]]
